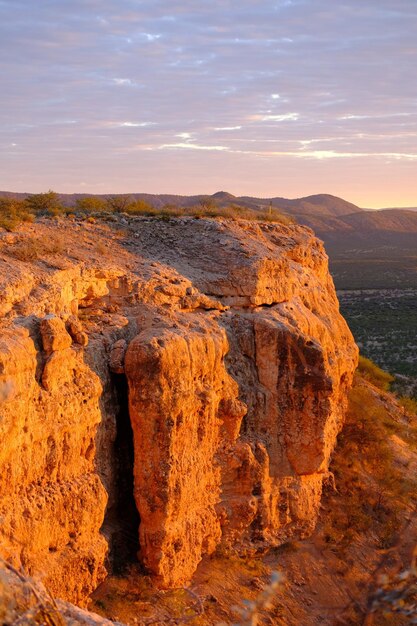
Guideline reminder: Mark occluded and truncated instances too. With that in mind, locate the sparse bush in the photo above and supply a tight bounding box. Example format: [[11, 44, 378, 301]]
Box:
[[185, 203, 292, 223], [0, 560, 66, 625], [357, 355, 394, 391], [199, 196, 218, 210], [256, 208, 293, 224], [218, 571, 283, 626], [3, 192, 294, 229], [95, 241, 108, 256]]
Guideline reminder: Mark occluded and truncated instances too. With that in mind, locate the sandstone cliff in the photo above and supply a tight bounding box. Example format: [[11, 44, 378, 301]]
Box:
[[0, 216, 357, 601]]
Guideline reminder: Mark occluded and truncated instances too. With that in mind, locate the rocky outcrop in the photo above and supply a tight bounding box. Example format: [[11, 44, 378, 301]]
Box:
[[0, 216, 357, 600]]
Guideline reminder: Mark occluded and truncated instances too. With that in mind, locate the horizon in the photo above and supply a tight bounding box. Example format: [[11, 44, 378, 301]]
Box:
[[1, 187, 416, 211], [1, 1, 416, 208]]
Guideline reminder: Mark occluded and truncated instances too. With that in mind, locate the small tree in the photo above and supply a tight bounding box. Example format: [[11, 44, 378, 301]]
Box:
[[105, 195, 133, 213], [24, 190, 62, 216]]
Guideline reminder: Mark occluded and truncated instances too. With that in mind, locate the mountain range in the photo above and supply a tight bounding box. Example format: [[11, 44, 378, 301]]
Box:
[[2, 190, 416, 288]]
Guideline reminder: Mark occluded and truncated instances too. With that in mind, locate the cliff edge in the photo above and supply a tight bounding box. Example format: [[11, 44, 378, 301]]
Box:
[[0, 215, 358, 601]]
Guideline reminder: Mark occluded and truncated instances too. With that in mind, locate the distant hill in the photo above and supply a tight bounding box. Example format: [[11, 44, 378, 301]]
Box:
[[292, 208, 417, 239], [371, 206, 417, 212], [2, 189, 416, 288], [250, 193, 363, 217]]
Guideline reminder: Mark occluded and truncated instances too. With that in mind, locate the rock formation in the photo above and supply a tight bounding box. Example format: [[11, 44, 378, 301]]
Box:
[[0, 216, 357, 601]]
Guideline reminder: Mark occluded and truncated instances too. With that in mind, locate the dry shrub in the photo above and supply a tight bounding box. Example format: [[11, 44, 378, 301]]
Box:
[[358, 355, 394, 391], [6, 234, 65, 262], [218, 571, 283, 626], [399, 396, 417, 416], [94, 241, 108, 256], [124, 200, 159, 216], [183, 204, 293, 223], [365, 551, 417, 624]]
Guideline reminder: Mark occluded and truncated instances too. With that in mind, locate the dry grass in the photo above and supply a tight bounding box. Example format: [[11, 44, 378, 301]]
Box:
[[90, 553, 278, 626], [323, 375, 416, 549], [109, 203, 293, 224], [0, 559, 66, 626], [357, 355, 394, 391], [180, 205, 293, 224], [1, 193, 295, 230], [5, 234, 65, 262]]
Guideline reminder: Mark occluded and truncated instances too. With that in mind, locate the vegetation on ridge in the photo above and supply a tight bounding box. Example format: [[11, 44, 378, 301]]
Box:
[[0, 191, 293, 231]]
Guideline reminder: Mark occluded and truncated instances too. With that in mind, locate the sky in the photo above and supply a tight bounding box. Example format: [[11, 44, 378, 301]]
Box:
[[1, 1, 416, 207]]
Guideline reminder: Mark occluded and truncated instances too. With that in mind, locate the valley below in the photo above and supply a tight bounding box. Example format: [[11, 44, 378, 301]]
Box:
[[338, 288, 417, 378]]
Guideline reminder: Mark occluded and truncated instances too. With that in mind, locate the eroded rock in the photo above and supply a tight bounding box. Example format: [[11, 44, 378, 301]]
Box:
[[109, 339, 127, 374], [0, 216, 357, 599], [40, 315, 72, 353], [125, 321, 246, 587]]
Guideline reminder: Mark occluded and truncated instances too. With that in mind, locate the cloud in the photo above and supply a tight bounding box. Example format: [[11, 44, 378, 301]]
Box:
[[259, 113, 300, 122], [119, 121, 156, 127], [338, 113, 414, 121], [159, 142, 230, 151], [0, 0, 416, 203], [214, 126, 242, 131]]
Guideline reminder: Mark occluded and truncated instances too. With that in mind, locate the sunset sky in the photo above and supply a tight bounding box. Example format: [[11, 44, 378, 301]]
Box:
[[1, 1, 416, 208]]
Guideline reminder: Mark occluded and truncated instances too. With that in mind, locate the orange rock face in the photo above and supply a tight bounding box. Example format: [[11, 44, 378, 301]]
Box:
[[122, 219, 358, 586], [0, 326, 107, 604], [0, 216, 357, 600], [125, 322, 246, 587]]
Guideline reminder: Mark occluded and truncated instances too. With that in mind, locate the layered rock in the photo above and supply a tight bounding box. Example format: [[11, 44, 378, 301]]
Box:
[[0, 216, 357, 600], [0, 324, 107, 604]]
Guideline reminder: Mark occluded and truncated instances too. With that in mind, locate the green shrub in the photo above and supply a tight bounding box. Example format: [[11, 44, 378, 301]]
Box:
[[24, 190, 63, 216], [124, 199, 158, 215], [0, 196, 34, 231], [74, 196, 108, 213]]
